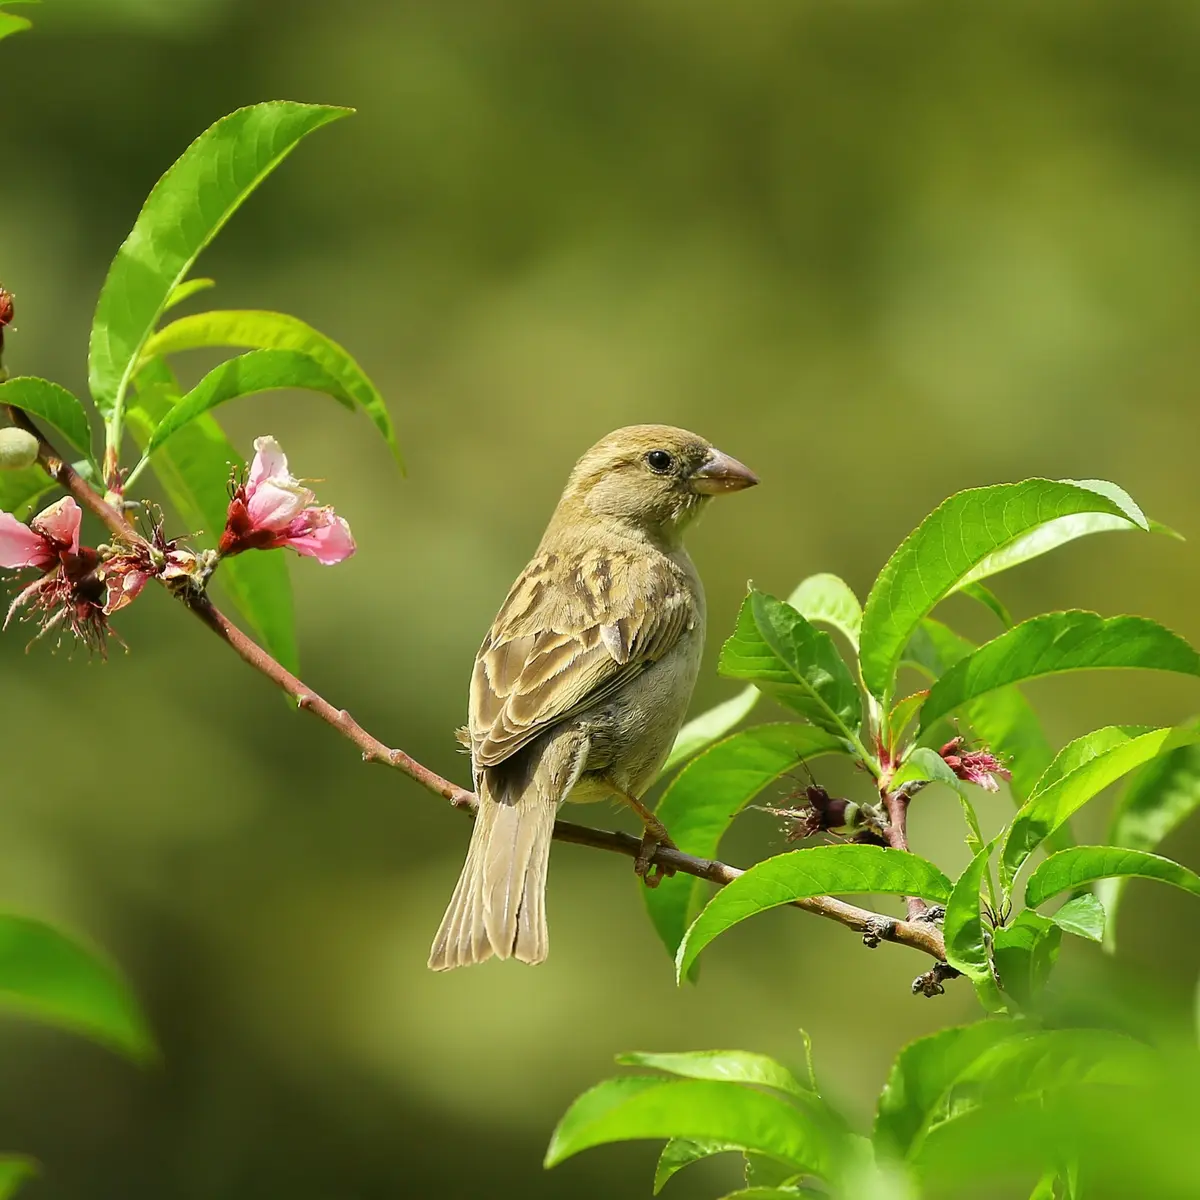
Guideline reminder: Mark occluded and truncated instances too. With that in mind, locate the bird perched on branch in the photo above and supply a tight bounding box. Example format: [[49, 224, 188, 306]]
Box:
[[429, 425, 758, 970]]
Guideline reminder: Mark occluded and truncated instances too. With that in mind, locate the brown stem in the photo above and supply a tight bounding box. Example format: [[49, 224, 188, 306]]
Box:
[[7, 406, 949, 968], [882, 783, 931, 922]]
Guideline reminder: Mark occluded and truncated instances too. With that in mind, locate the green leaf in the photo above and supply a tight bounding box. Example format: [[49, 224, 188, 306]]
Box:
[[1098, 731, 1200, 950], [873, 1019, 1024, 1160], [144, 348, 353, 457], [961, 581, 1013, 629], [662, 687, 761, 776], [143, 309, 400, 465], [618, 1050, 812, 1099], [990, 911, 1060, 1009], [1001, 725, 1200, 885], [744, 1153, 803, 1190], [891, 747, 983, 852], [942, 841, 997, 982], [647, 725, 845, 960], [0, 1157, 35, 1200], [545, 1077, 834, 1178], [655, 1138, 741, 1194], [1025, 847, 1200, 909], [0, 913, 153, 1062], [128, 358, 298, 673], [88, 102, 350, 427], [0, 7, 32, 42], [677, 845, 952, 980], [0, 465, 54, 520], [0, 377, 92, 455], [1048, 894, 1106, 943], [720, 1190, 806, 1199], [921, 612, 1200, 731], [164, 277, 215, 310], [719, 591, 862, 744], [786, 573, 862, 650], [860, 479, 1148, 700], [888, 692, 927, 744]]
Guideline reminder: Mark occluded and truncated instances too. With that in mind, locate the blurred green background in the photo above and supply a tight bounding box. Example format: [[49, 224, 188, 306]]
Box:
[[3, 1, 1200, 1196]]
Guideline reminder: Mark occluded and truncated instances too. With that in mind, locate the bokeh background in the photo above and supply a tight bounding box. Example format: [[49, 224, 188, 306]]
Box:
[[2, 1, 1200, 1196]]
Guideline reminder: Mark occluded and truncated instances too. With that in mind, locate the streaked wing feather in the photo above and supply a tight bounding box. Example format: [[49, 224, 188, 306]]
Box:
[[470, 547, 691, 766]]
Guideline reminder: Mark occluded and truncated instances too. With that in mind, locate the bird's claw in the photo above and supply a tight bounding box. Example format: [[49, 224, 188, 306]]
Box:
[[635, 831, 677, 888]]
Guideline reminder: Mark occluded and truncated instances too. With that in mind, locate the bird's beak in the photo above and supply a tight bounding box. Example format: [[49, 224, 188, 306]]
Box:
[[691, 448, 759, 495]]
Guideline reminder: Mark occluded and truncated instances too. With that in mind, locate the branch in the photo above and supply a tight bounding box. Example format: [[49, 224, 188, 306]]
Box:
[[7, 407, 949, 968], [882, 782, 932, 923]]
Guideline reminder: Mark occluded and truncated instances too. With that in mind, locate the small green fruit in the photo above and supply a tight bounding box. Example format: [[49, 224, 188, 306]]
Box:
[[0, 427, 39, 470]]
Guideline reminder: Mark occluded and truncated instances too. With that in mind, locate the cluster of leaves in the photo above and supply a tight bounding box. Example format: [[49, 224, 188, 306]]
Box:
[[1, 14, 396, 1184], [553, 478, 1200, 1196], [1, 98, 397, 671]]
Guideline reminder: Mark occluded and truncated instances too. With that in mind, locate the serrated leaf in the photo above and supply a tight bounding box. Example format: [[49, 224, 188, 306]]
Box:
[[0, 913, 154, 1062], [1048, 894, 1106, 943], [1025, 847, 1200, 909], [144, 348, 353, 456], [921, 612, 1200, 732], [786, 573, 863, 649], [1098, 730, 1200, 951], [1001, 725, 1200, 885], [545, 1077, 834, 1178], [618, 1050, 812, 1098], [0, 377, 92, 455], [655, 1138, 741, 1194], [990, 911, 1060, 1009], [720, 591, 862, 742], [860, 479, 1148, 700], [662, 687, 761, 776], [942, 841, 998, 982], [128, 358, 298, 673], [88, 101, 350, 426], [874, 1020, 1025, 1160], [143, 309, 400, 465], [676, 845, 952, 980], [647, 725, 845, 961], [902, 619, 1055, 807]]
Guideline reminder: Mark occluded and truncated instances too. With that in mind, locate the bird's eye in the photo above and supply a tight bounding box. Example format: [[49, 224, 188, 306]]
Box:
[[645, 449, 674, 474]]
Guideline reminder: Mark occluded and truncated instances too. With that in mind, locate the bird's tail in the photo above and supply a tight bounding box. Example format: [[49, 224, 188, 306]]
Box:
[[427, 773, 555, 970]]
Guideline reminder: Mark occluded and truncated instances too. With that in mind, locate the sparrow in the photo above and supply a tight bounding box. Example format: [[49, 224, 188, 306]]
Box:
[[428, 425, 758, 970]]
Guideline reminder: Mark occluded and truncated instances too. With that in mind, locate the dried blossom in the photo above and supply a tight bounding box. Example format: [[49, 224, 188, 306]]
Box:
[[939, 737, 1011, 792]]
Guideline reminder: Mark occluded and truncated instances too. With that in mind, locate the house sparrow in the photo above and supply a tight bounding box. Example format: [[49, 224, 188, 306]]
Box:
[[428, 425, 758, 970]]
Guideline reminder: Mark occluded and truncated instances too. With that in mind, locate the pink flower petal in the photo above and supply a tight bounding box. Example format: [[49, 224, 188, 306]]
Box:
[[30, 497, 81, 553], [0, 512, 53, 570], [247, 436, 289, 494], [246, 478, 314, 531], [283, 510, 356, 565]]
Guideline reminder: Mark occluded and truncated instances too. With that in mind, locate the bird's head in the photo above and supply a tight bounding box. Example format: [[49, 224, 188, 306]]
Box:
[[554, 424, 758, 545]]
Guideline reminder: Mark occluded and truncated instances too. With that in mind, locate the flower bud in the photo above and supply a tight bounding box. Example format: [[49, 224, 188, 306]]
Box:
[[0, 427, 39, 471]]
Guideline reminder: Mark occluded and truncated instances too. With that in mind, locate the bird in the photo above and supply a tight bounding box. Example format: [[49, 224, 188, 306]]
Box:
[[428, 425, 758, 970]]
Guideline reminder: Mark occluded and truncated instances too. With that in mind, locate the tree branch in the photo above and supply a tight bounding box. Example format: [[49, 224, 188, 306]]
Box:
[[7, 406, 949, 968]]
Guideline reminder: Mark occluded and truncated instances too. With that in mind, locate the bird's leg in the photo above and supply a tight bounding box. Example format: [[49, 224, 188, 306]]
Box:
[[605, 781, 677, 888]]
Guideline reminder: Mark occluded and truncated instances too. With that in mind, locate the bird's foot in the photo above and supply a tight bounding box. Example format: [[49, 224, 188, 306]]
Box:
[[635, 830, 677, 888]]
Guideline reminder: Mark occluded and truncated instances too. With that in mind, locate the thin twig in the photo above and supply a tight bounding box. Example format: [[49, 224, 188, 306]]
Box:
[[7, 406, 949, 967]]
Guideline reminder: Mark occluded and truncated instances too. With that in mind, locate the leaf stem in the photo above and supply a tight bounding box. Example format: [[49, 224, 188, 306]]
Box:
[[7, 407, 950, 972]]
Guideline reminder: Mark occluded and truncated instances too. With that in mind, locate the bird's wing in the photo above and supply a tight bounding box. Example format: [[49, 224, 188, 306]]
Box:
[[469, 546, 695, 768]]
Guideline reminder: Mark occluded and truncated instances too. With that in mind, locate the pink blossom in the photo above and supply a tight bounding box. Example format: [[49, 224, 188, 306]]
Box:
[[0, 497, 81, 570], [219, 436, 356, 565], [939, 737, 1012, 792]]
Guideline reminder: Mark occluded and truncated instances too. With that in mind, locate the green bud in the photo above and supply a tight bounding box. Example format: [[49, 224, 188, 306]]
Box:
[[0, 427, 39, 471]]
